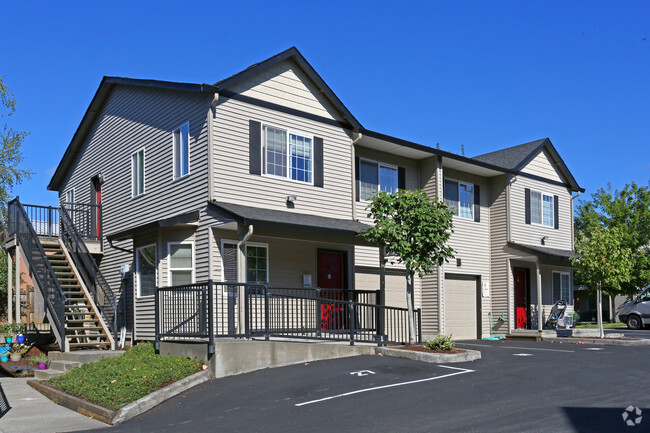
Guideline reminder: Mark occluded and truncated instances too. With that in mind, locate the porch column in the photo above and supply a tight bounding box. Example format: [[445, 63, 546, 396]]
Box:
[[378, 246, 385, 342], [536, 259, 542, 332], [15, 243, 21, 324], [236, 223, 253, 335], [7, 248, 13, 324]]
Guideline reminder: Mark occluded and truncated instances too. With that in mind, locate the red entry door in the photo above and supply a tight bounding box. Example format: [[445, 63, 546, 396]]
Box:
[[92, 177, 102, 239], [318, 251, 345, 330], [514, 269, 528, 329]]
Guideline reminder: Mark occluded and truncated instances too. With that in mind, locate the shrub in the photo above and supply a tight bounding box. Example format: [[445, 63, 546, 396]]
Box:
[[48, 342, 202, 411], [424, 334, 455, 351]]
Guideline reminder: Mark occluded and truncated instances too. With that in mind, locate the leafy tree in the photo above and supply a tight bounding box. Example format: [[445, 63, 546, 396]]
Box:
[[575, 183, 650, 297], [0, 77, 32, 316], [571, 226, 633, 338], [361, 189, 455, 343]]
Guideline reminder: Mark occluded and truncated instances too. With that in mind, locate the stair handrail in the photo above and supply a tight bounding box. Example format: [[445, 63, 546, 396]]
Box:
[[8, 198, 67, 348], [59, 205, 117, 343]]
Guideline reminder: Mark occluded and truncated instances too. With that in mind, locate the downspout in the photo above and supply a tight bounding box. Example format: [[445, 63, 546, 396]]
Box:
[[351, 133, 363, 221], [208, 94, 219, 202], [237, 223, 253, 335], [570, 191, 582, 251]]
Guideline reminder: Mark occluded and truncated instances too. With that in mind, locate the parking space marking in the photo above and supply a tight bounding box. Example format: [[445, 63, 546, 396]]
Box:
[[350, 370, 376, 376], [457, 343, 574, 353], [295, 365, 474, 407], [586, 348, 604, 351], [513, 353, 533, 357]]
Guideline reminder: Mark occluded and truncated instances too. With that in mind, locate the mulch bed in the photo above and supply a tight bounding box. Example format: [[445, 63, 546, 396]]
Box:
[[389, 345, 464, 354], [0, 345, 49, 378]]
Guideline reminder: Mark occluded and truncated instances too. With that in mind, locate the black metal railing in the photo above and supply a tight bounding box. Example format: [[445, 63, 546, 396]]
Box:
[[155, 281, 421, 352], [8, 199, 67, 348], [60, 205, 117, 343], [22, 202, 102, 242]]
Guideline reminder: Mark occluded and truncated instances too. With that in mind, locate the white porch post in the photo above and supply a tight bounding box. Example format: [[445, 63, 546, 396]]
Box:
[[7, 248, 13, 324], [536, 259, 543, 332], [15, 243, 21, 324], [236, 223, 253, 335]]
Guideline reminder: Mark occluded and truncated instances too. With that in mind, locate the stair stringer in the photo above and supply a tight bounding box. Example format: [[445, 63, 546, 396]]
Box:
[[58, 239, 116, 350]]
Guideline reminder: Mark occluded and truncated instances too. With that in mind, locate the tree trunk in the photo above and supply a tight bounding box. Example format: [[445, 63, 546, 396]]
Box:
[[608, 294, 613, 323], [406, 271, 416, 344], [596, 283, 604, 339]]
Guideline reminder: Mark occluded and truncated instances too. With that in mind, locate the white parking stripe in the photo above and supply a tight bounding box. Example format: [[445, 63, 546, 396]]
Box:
[[295, 366, 474, 407], [457, 342, 574, 353]]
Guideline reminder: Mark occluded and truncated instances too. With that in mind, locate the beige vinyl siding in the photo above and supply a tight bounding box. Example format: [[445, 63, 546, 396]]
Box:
[[489, 175, 510, 334], [212, 97, 353, 219], [510, 178, 573, 251], [420, 156, 437, 200], [421, 274, 439, 336], [58, 85, 210, 303], [228, 59, 344, 122], [523, 150, 565, 183]]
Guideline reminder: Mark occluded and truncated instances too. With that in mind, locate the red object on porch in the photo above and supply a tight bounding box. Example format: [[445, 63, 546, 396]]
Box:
[[514, 268, 528, 329], [318, 251, 345, 330]]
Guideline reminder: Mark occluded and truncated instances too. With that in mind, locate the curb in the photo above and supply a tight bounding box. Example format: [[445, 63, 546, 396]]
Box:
[[376, 347, 481, 363], [542, 337, 650, 346], [28, 369, 211, 425]]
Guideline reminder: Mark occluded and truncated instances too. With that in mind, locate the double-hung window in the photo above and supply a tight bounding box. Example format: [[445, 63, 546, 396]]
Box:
[[553, 271, 571, 303], [168, 242, 194, 286], [135, 244, 156, 297], [132, 149, 145, 197], [222, 241, 268, 294], [530, 190, 554, 227], [263, 125, 313, 183], [173, 122, 190, 179], [358, 159, 398, 201], [444, 179, 474, 220]]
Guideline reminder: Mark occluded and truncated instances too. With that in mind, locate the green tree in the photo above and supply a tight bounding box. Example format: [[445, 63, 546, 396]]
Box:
[[361, 189, 455, 343], [0, 77, 32, 316], [571, 226, 633, 338], [575, 183, 650, 297]]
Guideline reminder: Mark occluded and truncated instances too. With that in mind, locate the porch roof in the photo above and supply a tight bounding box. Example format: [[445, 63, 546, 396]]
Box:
[[208, 201, 371, 237], [507, 241, 575, 262], [106, 210, 200, 241]]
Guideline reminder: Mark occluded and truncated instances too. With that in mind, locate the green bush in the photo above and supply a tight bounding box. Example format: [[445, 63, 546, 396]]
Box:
[[48, 342, 202, 411], [424, 334, 455, 351]]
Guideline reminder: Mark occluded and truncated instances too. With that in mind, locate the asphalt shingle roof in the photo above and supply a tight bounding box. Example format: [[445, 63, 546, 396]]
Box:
[[472, 138, 547, 171], [508, 242, 575, 261]]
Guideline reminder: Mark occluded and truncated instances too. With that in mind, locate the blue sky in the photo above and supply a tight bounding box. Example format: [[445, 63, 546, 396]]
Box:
[[1, 1, 648, 207]]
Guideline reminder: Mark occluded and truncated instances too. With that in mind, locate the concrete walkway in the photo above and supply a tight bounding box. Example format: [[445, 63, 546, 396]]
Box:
[[0, 377, 106, 433]]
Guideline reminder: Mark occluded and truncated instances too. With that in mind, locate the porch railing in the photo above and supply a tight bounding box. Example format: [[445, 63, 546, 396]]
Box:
[[155, 281, 421, 353], [8, 199, 67, 348], [22, 202, 102, 242]]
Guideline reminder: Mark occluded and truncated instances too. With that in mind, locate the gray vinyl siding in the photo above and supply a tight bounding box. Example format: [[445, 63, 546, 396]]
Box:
[[212, 97, 353, 219], [58, 85, 210, 299], [132, 230, 157, 340], [489, 175, 510, 333], [228, 59, 344, 122]]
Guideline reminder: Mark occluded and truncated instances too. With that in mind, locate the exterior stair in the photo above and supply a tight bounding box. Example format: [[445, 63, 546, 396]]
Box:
[[34, 349, 124, 380], [41, 240, 113, 350]]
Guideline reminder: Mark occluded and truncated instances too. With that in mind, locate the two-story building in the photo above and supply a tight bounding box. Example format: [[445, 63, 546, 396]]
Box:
[[8, 47, 583, 351]]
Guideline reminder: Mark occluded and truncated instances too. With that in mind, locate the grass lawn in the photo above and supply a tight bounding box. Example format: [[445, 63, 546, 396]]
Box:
[[48, 342, 203, 411], [575, 322, 625, 328]]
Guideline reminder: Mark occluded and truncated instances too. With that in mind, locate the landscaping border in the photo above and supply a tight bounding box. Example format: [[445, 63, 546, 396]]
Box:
[[541, 337, 650, 346], [28, 369, 211, 425], [376, 347, 481, 363]]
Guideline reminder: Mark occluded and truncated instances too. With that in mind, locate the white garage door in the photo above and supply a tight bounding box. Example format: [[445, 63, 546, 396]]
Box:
[[444, 275, 477, 340]]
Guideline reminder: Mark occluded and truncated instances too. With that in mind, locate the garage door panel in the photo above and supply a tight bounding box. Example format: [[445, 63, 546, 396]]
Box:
[[444, 275, 477, 340]]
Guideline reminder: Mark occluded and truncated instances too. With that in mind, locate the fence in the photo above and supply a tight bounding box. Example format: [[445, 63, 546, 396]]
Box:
[[155, 281, 421, 353], [22, 202, 102, 242]]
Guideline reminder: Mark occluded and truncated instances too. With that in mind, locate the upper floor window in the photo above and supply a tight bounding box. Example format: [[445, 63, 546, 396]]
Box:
[[359, 159, 398, 201], [263, 125, 313, 183], [132, 149, 145, 197], [65, 188, 74, 205], [135, 244, 156, 297], [444, 179, 474, 220], [530, 190, 554, 227], [173, 122, 190, 179]]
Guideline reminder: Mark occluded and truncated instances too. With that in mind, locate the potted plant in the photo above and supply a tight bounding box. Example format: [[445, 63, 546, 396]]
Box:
[[30, 354, 49, 370], [14, 323, 25, 343], [8, 344, 29, 362]]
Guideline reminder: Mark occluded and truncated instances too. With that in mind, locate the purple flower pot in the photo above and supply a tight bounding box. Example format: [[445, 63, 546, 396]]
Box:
[[16, 335, 25, 343], [38, 362, 47, 370]]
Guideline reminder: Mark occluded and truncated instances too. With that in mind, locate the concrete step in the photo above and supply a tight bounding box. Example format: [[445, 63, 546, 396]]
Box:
[[34, 368, 66, 380], [49, 359, 81, 372], [68, 342, 113, 348], [48, 349, 124, 363]]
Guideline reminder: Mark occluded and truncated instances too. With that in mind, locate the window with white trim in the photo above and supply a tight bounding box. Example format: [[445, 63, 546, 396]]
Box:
[[222, 241, 268, 295], [135, 244, 156, 297], [65, 189, 75, 205], [444, 179, 474, 219], [173, 122, 190, 179], [168, 242, 194, 286], [359, 159, 398, 201], [64, 189, 75, 224], [531, 190, 554, 227], [553, 271, 571, 303], [263, 125, 312, 183], [132, 149, 145, 197]]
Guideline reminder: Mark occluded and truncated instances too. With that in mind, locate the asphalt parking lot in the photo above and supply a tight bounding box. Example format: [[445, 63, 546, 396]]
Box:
[[77, 340, 648, 433]]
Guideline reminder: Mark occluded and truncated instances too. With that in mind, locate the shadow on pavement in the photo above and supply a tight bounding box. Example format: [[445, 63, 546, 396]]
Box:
[[0, 382, 10, 419], [561, 406, 645, 433]]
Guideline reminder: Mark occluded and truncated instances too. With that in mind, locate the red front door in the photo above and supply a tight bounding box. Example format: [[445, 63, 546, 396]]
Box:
[[92, 177, 102, 239], [318, 251, 345, 330], [514, 268, 528, 329]]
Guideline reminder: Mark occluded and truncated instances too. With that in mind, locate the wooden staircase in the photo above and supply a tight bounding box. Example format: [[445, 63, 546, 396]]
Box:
[[42, 239, 112, 349]]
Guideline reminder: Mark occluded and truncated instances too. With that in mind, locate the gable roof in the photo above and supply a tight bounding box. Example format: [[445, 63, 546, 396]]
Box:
[[214, 47, 362, 131], [472, 138, 584, 192]]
